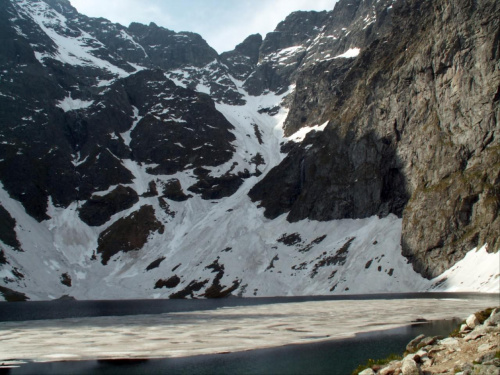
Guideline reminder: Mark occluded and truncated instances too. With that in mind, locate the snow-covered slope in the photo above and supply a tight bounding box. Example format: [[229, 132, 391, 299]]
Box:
[[0, 0, 498, 301]]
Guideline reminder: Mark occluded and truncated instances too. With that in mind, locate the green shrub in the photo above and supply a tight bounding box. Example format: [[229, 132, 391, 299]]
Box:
[[351, 353, 402, 375], [475, 308, 494, 324]]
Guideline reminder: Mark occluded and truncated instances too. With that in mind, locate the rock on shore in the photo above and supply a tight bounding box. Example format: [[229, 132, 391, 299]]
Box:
[[358, 307, 500, 375]]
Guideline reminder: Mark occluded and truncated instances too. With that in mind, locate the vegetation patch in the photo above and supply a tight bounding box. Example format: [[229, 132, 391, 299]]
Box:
[[475, 307, 495, 324], [351, 353, 402, 375]]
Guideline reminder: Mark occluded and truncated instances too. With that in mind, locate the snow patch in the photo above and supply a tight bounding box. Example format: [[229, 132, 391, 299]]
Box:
[[56, 97, 93, 112], [287, 121, 329, 143], [428, 245, 500, 293], [13, 0, 130, 77], [334, 48, 361, 59]]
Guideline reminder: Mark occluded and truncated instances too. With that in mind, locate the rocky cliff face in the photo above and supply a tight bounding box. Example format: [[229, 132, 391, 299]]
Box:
[[250, 0, 500, 278], [0, 0, 498, 300]]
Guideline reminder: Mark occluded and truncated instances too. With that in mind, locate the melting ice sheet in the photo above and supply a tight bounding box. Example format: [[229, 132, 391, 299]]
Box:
[[0, 296, 498, 363]]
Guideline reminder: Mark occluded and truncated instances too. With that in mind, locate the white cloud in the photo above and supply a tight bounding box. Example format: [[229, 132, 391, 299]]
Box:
[[69, 0, 338, 53]]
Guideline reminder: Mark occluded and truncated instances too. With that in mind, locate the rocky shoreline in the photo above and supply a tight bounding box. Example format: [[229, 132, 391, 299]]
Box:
[[357, 307, 500, 375]]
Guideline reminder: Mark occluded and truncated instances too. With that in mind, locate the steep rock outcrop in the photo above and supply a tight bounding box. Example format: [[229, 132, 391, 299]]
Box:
[[78, 185, 139, 226], [97, 205, 164, 265], [251, 0, 500, 277]]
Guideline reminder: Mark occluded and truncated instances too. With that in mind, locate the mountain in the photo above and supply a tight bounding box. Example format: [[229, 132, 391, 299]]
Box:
[[0, 0, 498, 301]]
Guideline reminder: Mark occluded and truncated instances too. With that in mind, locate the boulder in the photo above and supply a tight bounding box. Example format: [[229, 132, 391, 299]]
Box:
[[401, 358, 422, 375], [359, 369, 376, 375], [464, 326, 497, 342], [406, 334, 425, 352], [484, 308, 500, 326], [380, 362, 402, 375], [466, 314, 480, 329], [460, 323, 470, 333], [439, 337, 459, 347]]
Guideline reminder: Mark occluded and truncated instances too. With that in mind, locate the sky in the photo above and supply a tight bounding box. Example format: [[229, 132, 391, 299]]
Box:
[[70, 0, 338, 53]]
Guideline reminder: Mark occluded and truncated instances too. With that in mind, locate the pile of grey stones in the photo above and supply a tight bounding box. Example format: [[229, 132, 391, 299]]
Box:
[[359, 307, 500, 375]]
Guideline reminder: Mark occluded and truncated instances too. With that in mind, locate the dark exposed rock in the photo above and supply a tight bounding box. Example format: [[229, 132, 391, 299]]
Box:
[[11, 267, 24, 280], [97, 205, 164, 265], [158, 197, 176, 218], [250, 130, 408, 222], [169, 279, 209, 299], [60, 272, 72, 287], [0, 205, 21, 251], [202, 258, 240, 298], [146, 256, 166, 271], [142, 181, 158, 198], [298, 235, 327, 253], [154, 275, 180, 289], [220, 34, 262, 81], [171, 264, 181, 272], [0, 285, 29, 302], [161, 179, 191, 202], [188, 169, 251, 200], [250, 0, 500, 277], [125, 71, 236, 175], [244, 11, 329, 96], [78, 185, 139, 226], [266, 255, 279, 271], [0, 249, 7, 265], [76, 149, 135, 201], [127, 22, 218, 71], [277, 233, 302, 246], [310, 237, 355, 278]]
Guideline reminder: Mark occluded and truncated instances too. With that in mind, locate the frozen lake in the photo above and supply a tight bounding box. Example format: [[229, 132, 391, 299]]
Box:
[[0, 293, 498, 367]]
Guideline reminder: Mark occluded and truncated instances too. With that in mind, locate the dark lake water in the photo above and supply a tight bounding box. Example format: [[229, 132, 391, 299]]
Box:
[[0, 293, 495, 375]]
